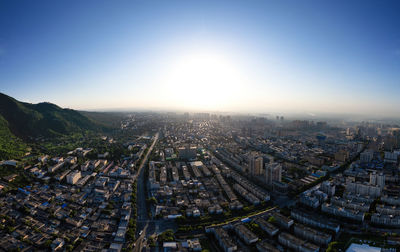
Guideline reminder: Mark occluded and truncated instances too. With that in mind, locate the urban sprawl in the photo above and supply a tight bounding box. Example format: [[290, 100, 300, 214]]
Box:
[[1, 113, 400, 251]]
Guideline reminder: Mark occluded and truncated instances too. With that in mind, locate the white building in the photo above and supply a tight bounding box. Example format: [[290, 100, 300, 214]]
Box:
[[66, 170, 81, 185]]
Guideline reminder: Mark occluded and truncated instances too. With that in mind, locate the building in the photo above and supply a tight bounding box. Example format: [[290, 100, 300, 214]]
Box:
[[360, 150, 374, 163], [66, 170, 81, 185], [377, 173, 385, 188], [321, 203, 365, 222], [300, 191, 322, 209], [184, 238, 202, 251], [335, 149, 349, 162], [212, 228, 237, 252], [376, 204, 400, 215], [256, 240, 279, 252], [291, 210, 340, 233], [48, 162, 64, 173], [253, 217, 279, 236], [178, 145, 197, 160], [233, 184, 260, 205], [249, 154, 263, 177], [294, 224, 332, 245], [233, 224, 258, 245], [320, 181, 335, 197], [384, 151, 398, 164], [272, 212, 294, 229], [331, 197, 370, 212], [371, 213, 400, 227], [381, 195, 400, 206], [369, 172, 377, 185], [346, 181, 382, 198], [370, 171, 385, 188], [265, 162, 282, 186], [51, 238, 65, 251], [278, 232, 319, 252]]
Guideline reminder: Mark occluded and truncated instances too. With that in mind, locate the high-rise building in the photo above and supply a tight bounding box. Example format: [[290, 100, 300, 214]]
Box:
[[369, 171, 385, 188], [377, 173, 385, 188], [249, 154, 264, 177], [392, 128, 400, 149], [265, 162, 282, 186], [370, 171, 377, 185], [249, 154, 256, 176], [255, 157, 263, 176], [360, 150, 374, 163]]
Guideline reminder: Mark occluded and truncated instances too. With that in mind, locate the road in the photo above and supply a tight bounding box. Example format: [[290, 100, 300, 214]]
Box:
[[133, 132, 159, 252], [204, 206, 277, 230], [133, 132, 159, 181], [133, 223, 148, 252]]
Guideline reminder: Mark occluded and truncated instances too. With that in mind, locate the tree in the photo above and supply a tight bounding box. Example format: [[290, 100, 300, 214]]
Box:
[[158, 229, 174, 242], [147, 197, 157, 205], [326, 242, 340, 252], [44, 239, 53, 248], [267, 216, 276, 223], [66, 244, 74, 251]]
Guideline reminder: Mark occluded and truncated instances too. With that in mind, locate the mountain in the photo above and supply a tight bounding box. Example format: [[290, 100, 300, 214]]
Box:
[[0, 92, 109, 139], [0, 93, 114, 159]]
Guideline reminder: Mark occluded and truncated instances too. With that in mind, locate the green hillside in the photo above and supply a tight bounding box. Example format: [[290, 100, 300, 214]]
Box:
[[0, 93, 107, 140], [0, 93, 116, 159], [0, 115, 27, 159]]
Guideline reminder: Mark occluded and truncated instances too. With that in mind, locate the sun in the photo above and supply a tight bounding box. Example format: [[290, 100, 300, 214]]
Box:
[[159, 50, 246, 111]]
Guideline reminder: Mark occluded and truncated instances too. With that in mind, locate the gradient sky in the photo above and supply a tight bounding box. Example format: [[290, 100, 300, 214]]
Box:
[[1, 0, 400, 116]]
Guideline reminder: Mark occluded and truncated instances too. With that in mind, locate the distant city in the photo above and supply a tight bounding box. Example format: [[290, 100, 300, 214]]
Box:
[[1, 95, 400, 251]]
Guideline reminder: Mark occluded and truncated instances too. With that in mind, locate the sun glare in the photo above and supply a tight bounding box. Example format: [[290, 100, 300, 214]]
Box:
[[160, 50, 246, 111]]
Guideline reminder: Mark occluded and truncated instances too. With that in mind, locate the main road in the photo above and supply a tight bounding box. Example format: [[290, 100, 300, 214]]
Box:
[[133, 132, 159, 252]]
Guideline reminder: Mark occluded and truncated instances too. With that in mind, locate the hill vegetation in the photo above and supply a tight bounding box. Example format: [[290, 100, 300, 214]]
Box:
[[0, 93, 109, 139], [0, 115, 27, 159], [0, 92, 116, 160]]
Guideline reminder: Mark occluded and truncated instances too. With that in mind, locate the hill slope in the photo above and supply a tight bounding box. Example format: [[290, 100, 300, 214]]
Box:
[[0, 114, 27, 159], [0, 93, 107, 140]]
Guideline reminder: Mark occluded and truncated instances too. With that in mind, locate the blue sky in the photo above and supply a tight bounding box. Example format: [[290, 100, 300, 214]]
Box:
[[1, 0, 400, 115]]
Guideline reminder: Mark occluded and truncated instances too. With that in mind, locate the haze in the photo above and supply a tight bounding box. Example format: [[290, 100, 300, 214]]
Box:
[[1, 0, 400, 117]]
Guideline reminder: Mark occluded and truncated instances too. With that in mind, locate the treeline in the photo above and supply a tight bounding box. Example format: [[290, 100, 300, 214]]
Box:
[[126, 181, 137, 248]]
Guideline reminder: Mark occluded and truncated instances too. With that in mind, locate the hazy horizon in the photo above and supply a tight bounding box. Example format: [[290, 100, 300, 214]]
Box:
[[1, 1, 400, 117]]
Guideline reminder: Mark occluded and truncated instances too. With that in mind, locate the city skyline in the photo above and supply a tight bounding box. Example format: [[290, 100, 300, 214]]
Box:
[[1, 0, 400, 116]]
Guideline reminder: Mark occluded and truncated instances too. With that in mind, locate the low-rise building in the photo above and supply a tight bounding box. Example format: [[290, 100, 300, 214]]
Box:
[[253, 217, 279, 236], [331, 197, 370, 212], [321, 203, 365, 222], [291, 210, 340, 233], [256, 240, 279, 252], [233, 224, 258, 245], [48, 162, 64, 173], [371, 213, 400, 227], [212, 227, 237, 252], [272, 212, 294, 229], [294, 223, 332, 245], [278, 232, 319, 252], [66, 170, 81, 185]]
